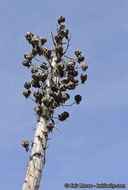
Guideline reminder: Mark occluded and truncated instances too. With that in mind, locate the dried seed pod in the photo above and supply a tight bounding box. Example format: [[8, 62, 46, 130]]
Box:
[[75, 49, 81, 57], [30, 35, 39, 46], [58, 16, 65, 24], [67, 61, 76, 69], [40, 62, 48, 70], [33, 91, 43, 104], [51, 84, 58, 92], [36, 45, 42, 56], [31, 80, 40, 88], [59, 29, 65, 36], [78, 55, 85, 63], [31, 66, 38, 73], [32, 73, 40, 81], [34, 105, 42, 115], [23, 89, 31, 98], [72, 69, 78, 77], [24, 52, 33, 60], [81, 63, 88, 71], [22, 59, 30, 67], [63, 28, 69, 37], [61, 77, 70, 84], [52, 91, 62, 103], [73, 79, 79, 85], [74, 95, 82, 104], [58, 111, 69, 121], [24, 82, 31, 89], [21, 139, 29, 152], [40, 37, 47, 45], [45, 48, 52, 58], [59, 84, 67, 92], [57, 63, 64, 70], [55, 34, 63, 43], [55, 45, 63, 54], [66, 81, 76, 90], [25, 32, 34, 41], [32, 48, 38, 56], [42, 96, 54, 107], [40, 72, 48, 82], [46, 122, 54, 132], [59, 24, 65, 30], [68, 69, 78, 77], [61, 93, 70, 102], [80, 74, 87, 83]]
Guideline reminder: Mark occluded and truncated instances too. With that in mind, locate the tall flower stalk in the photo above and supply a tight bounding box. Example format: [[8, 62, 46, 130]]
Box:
[[21, 16, 88, 190]]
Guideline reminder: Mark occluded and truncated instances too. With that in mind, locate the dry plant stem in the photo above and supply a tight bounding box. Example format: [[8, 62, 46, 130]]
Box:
[[22, 54, 60, 190]]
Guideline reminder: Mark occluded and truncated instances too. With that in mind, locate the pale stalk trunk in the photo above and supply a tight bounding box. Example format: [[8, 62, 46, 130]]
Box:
[[22, 116, 49, 190], [22, 54, 61, 190]]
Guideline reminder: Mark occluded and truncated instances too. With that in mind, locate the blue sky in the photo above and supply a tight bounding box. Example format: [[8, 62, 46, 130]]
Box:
[[0, 0, 128, 189]]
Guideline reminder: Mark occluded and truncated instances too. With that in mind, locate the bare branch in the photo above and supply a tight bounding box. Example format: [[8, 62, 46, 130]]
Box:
[[51, 32, 56, 46], [63, 33, 71, 55]]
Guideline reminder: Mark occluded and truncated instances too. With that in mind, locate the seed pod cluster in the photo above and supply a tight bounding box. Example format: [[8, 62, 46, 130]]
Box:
[[22, 16, 88, 131]]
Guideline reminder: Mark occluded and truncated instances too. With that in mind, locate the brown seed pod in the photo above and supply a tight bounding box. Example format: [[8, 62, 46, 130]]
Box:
[[55, 45, 63, 54], [54, 34, 63, 43], [40, 37, 47, 45], [68, 69, 78, 77], [51, 84, 58, 92], [31, 80, 40, 88], [31, 66, 38, 73], [66, 81, 76, 90], [58, 111, 69, 121], [23, 89, 31, 98], [74, 95, 82, 104], [52, 91, 62, 103], [32, 48, 38, 56], [30, 35, 39, 46], [36, 45, 42, 56], [59, 24, 65, 30], [32, 73, 40, 81], [75, 49, 81, 57], [59, 84, 67, 92], [67, 61, 76, 68], [34, 105, 42, 115], [33, 90, 43, 104], [81, 63, 88, 71], [42, 96, 54, 107], [58, 16, 65, 24], [67, 76, 78, 84], [59, 29, 65, 36], [40, 72, 48, 82], [78, 55, 85, 63], [21, 139, 29, 152], [61, 76, 70, 84], [24, 52, 33, 60], [40, 62, 48, 70], [24, 82, 31, 89], [57, 63, 64, 70], [22, 59, 30, 67], [63, 28, 69, 37], [80, 74, 87, 83], [45, 48, 52, 58], [61, 93, 70, 103], [25, 32, 34, 41]]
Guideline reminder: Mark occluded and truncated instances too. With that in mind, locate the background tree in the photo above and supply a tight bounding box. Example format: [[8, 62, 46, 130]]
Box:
[[21, 16, 88, 190]]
